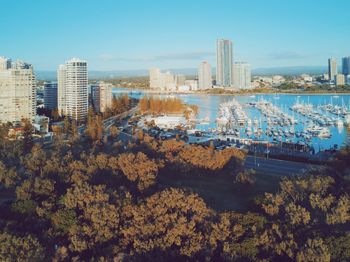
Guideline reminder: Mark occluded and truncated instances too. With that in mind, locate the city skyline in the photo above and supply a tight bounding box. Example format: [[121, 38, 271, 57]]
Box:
[[1, 0, 350, 71]]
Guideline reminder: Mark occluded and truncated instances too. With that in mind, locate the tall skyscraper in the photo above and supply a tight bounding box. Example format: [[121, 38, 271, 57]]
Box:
[[57, 58, 88, 123], [198, 61, 212, 90], [328, 58, 338, 81], [0, 57, 36, 124], [91, 81, 113, 113], [342, 57, 350, 76], [44, 82, 58, 110], [216, 39, 233, 87], [233, 62, 251, 89]]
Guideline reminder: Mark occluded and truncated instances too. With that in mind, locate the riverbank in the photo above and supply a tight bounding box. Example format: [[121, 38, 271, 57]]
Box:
[[114, 86, 350, 96]]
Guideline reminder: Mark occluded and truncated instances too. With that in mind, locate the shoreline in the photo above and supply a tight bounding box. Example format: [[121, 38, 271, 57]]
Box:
[[113, 87, 350, 96]]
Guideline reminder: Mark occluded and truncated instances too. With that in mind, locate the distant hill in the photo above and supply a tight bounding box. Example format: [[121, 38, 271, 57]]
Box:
[[35, 66, 328, 80]]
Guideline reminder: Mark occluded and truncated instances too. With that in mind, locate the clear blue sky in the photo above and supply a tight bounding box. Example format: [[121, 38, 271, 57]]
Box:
[[1, 0, 349, 70]]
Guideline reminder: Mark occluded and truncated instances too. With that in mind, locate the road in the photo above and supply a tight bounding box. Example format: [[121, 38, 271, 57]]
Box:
[[77, 106, 139, 136], [245, 155, 322, 177]]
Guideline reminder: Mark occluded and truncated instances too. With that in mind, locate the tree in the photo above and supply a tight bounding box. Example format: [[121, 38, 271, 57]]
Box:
[[117, 152, 158, 192], [261, 193, 284, 216], [285, 202, 311, 225], [235, 169, 256, 185], [258, 223, 297, 260], [209, 212, 266, 260], [0, 161, 19, 188], [69, 120, 79, 141], [63, 117, 71, 134], [110, 126, 119, 138], [296, 238, 330, 262], [51, 108, 60, 121], [63, 183, 122, 252], [0, 232, 45, 261], [121, 188, 211, 257], [86, 113, 104, 142], [21, 118, 34, 153], [326, 194, 350, 224], [325, 233, 350, 261]]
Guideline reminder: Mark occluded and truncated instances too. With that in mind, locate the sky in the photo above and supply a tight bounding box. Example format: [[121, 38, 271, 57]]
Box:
[[1, 0, 349, 71]]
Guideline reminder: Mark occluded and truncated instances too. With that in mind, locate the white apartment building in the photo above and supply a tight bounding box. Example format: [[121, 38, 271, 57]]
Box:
[[175, 74, 186, 87], [57, 58, 88, 123], [149, 68, 176, 91], [0, 57, 36, 124], [57, 64, 66, 115], [184, 80, 198, 91], [335, 74, 345, 86], [149, 68, 161, 89], [198, 61, 212, 90], [0, 56, 11, 70], [233, 62, 251, 89], [91, 81, 113, 113]]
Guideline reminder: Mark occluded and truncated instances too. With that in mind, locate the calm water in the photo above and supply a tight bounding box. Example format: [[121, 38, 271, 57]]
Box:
[[113, 88, 350, 151]]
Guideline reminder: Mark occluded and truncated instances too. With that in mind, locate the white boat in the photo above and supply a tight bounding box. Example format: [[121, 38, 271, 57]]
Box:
[[336, 119, 344, 127], [318, 128, 331, 138]]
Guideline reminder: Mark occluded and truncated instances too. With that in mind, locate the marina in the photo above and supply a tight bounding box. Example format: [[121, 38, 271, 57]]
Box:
[[114, 89, 350, 152]]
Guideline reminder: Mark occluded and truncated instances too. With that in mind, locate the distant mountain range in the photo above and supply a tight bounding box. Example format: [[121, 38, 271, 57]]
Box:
[[36, 66, 328, 80]]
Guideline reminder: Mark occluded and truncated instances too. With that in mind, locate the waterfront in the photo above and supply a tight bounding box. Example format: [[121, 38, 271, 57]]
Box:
[[113, 88, 350, 151]]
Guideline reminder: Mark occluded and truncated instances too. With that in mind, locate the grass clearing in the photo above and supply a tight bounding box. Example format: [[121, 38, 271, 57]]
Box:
[[159, 170, 282, 212]]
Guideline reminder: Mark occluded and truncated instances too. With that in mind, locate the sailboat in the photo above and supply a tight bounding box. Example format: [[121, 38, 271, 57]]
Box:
[[273, 92, 280, 100]]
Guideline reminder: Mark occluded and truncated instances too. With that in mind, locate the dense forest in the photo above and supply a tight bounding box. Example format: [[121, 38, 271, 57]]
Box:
[[0, 114, 350, 261]]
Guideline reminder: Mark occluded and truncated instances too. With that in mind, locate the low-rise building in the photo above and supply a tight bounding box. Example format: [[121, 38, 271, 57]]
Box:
[[184, 80, 198, 91], [33, 115, 49, 133]]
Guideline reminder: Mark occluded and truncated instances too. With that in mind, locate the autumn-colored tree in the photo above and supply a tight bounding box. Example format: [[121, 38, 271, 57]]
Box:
[[21, 118, 34, 153], [0, 232, 45, 261], [209, 212, 266, 260], [0, 161, 18, 188], [121, 188, 212, 257], [258, 223, 297, 260], [63, 183, 123, 252], [110, 126, 119, 138], [51, 108, 60, 121], [285, 202, 311, 225], [261, 193, 285, 216], [86, 113, 104, 142], [326, 194, 350, 224], [177, 145, 245, 171], [296, 238, 330, 262], [63, 117, 71, 134], [235, 169, 257, 185], [139, 97, 186, 115], [117, 152, 158, 192]]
